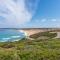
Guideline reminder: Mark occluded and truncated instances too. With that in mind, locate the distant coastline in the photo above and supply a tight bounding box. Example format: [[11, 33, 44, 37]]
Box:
[[18, 28, 60, 37]]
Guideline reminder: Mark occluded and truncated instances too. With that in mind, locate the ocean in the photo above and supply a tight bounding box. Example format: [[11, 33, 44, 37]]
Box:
[[0, 29, 25, 42]]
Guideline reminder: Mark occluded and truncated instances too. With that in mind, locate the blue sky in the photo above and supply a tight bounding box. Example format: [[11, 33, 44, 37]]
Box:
[[0, 0, 60, 28]]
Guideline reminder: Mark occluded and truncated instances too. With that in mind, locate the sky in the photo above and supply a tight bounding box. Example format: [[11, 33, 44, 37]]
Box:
[[0, 0, 60, 28]]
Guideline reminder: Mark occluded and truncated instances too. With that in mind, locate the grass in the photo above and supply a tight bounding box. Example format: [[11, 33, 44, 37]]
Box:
[[0, 38, 60, 60], [0, 32, 60, 60]]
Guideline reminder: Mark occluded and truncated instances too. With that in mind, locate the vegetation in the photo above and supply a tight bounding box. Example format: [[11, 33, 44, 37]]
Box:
[[0, 32, 60, 60], [30, 32, 57, 39]]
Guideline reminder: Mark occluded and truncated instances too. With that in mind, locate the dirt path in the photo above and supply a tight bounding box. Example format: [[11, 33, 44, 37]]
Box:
[[55, 32, 60, 38]]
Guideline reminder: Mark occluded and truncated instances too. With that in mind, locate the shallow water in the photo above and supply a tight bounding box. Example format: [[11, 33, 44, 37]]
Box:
[[0, 29, 25, 42]]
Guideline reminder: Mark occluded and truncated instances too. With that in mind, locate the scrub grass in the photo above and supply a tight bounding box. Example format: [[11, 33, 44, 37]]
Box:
[[0, 32, 59, 60]]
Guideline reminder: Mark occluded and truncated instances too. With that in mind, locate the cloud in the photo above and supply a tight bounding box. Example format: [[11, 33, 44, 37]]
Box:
[[51, 19, 57, 22], [0, 0, 32, 27], [25, 0, 40, 14], [40, 18, 57, 22], [41, 19, 47, 22], [0, 0, 39, 28]]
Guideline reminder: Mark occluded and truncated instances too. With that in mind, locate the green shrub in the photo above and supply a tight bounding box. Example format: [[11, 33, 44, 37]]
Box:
[[30, 32, 57, 39], [0, 35, 60, 60]]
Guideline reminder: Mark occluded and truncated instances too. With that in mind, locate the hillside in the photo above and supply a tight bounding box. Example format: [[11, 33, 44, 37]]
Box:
[[0, 32, 59, 60], [29, 32, 57, 39]]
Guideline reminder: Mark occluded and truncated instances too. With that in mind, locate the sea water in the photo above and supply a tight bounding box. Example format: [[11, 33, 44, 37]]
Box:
[[0, 29, 25, 42]]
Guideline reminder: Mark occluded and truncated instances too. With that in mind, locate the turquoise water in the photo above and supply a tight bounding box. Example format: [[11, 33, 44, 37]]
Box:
[[0, 29, 25, 42]]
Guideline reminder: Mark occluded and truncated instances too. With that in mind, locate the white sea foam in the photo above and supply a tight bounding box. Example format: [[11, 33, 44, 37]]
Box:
[[2, 38, 11, 41], [11, 36, 20, 38], [2, 38, 11, 40], [19, 30, 28, 36]]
